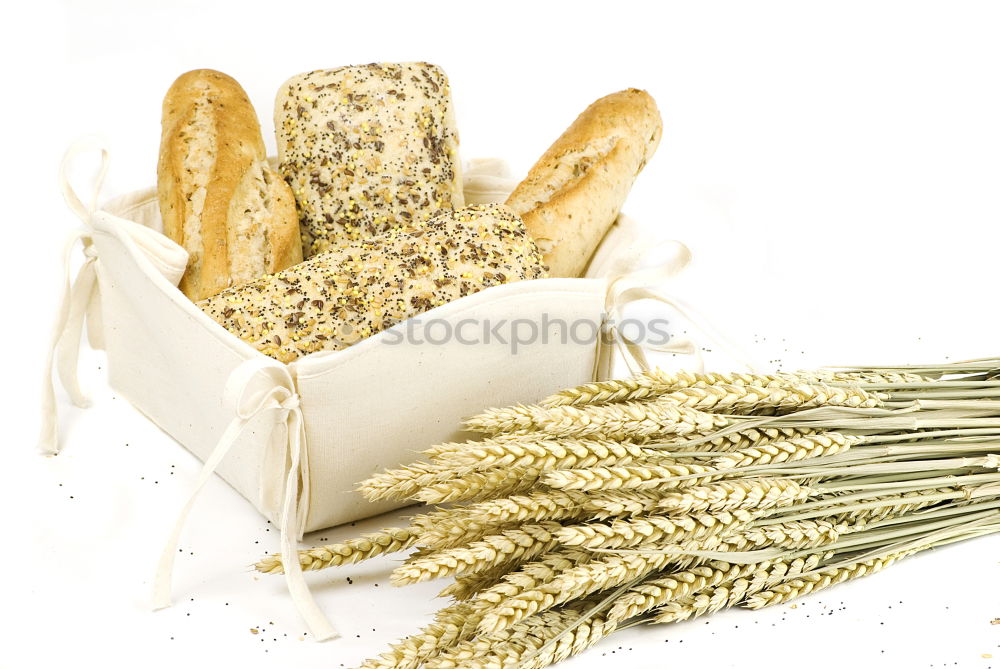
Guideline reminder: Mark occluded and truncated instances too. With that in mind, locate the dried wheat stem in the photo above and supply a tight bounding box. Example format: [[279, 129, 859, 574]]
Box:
[[428, 435, 669, 471], [651, 554, 825, 623], [655, 478, 812, 514], [737, 519, 847, 549], [390, 523, 563, 586], [254, 527, 416, 574], [358, 461, 468, 502], [580, 490, 670, 517], [806, 370, 933, 385], [477, 553, 672, 634], [653, 426, 819, 454], [456, 490, 593, 526], [474, 549, 596, 608], [541, 370, 812, 407], [356, 601, 477, 669], [713, 433, 860, 470], [609, 560, 767, 622], [466, 400, 730, 439], [413, 467, 544, 504], [653, 383, 883, 414], [543, 463, 718, 492], [744, 550, 916, 609], [409, 509, 516, 550], [556, 510, 759, 550], [427, 609, 579, 668]]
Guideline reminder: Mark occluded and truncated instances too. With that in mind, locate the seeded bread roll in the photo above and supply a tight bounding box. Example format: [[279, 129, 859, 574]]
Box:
[[158, 69, 302, 301], [198, 204, 546, 362], [506, 89, 662, 278], [275, 62, 464, 258]]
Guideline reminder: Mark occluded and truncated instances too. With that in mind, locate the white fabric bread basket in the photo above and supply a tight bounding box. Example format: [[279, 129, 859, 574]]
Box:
[[40, 140, 693, 640]]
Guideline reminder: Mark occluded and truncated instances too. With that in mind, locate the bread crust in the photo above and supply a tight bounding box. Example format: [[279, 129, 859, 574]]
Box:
[[506, 89, 662, 277], [158, 69, 301, 300]]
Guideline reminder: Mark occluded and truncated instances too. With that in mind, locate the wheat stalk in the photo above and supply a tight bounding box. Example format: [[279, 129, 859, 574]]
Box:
[[358, 461, 467, 502], [651, 554, 825, 623], [428, 435, 669, 471], [652, 383, 883, 414], [542, 463, 718, 492], [737, 519, 847, 549], [556, 510, 759, 550], [540, 371, 813, 407], [712, 432, 860, 470], [254, 527, 416, 574], [356, 601, 477, 669], [453, 490, 593, 526], [653, 426, 819, 454], [414, 467, 545, 504], [655, 478, 813, 513], [744, 550, 916, 609], [466, 400, 730, 439], [477, 553, 672, 634], [390, 523, 563, 586], [473, 549, 596, 608], [608, 560, 767, 622]]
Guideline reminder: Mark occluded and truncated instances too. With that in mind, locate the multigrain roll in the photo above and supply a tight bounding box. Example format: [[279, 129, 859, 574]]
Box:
[[275, 62, 464, 258], [198, 204, 546, 362], [158, 69, 302, 301], [506, 89, 662, 278]]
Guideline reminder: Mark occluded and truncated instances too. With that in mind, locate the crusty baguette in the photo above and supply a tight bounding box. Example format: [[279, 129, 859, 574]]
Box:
[[506, 89, 662, 277], [198, 204, 546, 362], [158, 69, 302, 301], [275, 62, 464, 258]]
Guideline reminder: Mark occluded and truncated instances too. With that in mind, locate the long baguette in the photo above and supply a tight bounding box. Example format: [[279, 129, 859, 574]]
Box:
[[506, 89, 662, 277]]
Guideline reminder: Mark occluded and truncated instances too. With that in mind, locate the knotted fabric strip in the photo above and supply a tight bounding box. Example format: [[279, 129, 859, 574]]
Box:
[[593, 240, 758, 381], [39, 138, 187, 454], [152, 358, 338, 641]]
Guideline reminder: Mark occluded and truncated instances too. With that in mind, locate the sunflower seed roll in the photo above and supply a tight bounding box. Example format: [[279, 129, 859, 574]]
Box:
[[276, 62, 464, 258]]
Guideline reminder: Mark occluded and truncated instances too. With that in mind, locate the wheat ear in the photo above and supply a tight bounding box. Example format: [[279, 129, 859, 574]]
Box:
[[357, 461, 466, 502], [556, 510, 759, 550], [454, 490, 593, 525], [654, 426, 819, 454], [413, 466, 544, 504], [390, 523, 563, 586], [609, 560, 768, 622], [540, 370, 813, 407], [355, 601, 478, 669], [254, 527, 416, 574], [428, 435, 669, 471], [652, 383, 883, 414], [737, 519, 847, 549], [543, 463, 718, 492], [655, 478, 812, 513], [712, 432, 860, 470], [745, 550, 916, 609], [466, 400, 729, 439], [651, 554, 825, 623], [477, 553, 672, 634]]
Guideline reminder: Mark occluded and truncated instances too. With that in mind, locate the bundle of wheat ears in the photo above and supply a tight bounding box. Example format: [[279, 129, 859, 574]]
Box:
[[257, 358, 1000, 669]]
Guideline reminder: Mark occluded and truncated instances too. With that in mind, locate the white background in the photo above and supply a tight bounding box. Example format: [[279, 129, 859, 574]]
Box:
[[5, 0, 1000, 667]]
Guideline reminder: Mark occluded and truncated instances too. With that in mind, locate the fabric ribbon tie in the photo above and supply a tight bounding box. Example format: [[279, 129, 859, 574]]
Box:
[[39, 139, 188, 455], [593, 240, 757, 381], [38, 139, 110, 455], [151, 358, 339, 641]]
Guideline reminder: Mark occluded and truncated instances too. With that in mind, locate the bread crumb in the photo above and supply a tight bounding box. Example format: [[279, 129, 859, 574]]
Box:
[[982, 653, 992, 659], [991, 618, 1000, 625], [790, 604, 798, 609], [250, 628, 259, 635]]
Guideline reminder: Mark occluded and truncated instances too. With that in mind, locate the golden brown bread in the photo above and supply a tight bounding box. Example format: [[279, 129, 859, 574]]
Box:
[[158, 69, 302, 301], [506, 89, 662, 277]]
